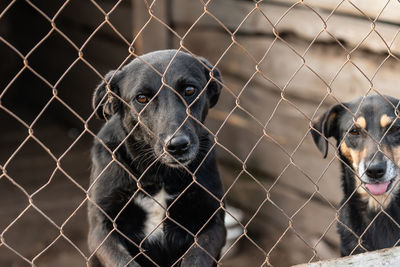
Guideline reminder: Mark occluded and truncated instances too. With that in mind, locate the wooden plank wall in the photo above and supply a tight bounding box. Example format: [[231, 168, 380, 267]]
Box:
[[169, 0, 400, 265]]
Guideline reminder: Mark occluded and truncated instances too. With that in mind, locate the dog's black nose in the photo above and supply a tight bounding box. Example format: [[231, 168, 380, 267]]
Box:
[[365, 161, 386, 179], [166, 135, 190, 155]]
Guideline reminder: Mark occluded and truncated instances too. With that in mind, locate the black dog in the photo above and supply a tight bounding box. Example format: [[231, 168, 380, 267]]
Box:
[[88, 50, 226, 266], [312, 95, 400, 256]]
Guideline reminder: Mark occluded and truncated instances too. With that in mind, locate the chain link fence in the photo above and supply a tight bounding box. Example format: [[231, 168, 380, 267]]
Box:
[[1, 0, 400, 266]]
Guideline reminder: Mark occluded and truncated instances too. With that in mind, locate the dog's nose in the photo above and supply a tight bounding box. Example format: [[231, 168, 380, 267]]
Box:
[[365, 161, 386, 179], [166, 135, 190, 155]]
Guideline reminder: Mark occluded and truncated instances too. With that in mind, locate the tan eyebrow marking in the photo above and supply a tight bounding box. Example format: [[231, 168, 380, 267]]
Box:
[[355, 116, 366, 129], [380, 114, 393, 128], [340, 142, 353, 164]]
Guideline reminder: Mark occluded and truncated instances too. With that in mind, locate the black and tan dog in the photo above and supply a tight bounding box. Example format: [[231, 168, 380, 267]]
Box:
[[88, 50, 226, 266], [311, 95, 400, 256]]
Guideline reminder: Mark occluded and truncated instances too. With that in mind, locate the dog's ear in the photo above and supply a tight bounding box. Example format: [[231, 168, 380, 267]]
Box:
[[311, 104, 344, 158], [92, 70, 122, 120], [200, 58, 223, 108]]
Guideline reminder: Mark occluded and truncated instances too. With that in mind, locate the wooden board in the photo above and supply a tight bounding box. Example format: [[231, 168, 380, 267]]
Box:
[[273, 0, 400, 24], [206, 74, 343, 207], [294, 246, 400, 267], [131, 0, 170, 54], [172, 0, 400, 55], [173, 28, 400, 106]]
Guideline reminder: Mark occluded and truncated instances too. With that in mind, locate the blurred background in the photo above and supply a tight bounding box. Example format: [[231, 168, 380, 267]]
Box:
[[1, 0, 400, 266]]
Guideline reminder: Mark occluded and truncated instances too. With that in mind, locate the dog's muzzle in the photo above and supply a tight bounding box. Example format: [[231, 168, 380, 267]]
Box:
[[359, 160, 398, 195]]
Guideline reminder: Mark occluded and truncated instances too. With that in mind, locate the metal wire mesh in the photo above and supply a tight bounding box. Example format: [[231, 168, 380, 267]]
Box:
[[1, 0, 400, 266]]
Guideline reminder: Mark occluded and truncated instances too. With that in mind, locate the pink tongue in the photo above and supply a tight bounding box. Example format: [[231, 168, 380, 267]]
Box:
[[365, 181, 390, 195]]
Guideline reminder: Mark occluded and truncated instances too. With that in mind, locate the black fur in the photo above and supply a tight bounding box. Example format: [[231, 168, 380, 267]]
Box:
[[88, 50, 226, 267], [311, 95, 400, 256]]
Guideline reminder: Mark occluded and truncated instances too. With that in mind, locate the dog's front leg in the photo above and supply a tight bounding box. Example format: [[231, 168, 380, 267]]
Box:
[[181, 216, 226, 267], [89, 221, 140, 267]]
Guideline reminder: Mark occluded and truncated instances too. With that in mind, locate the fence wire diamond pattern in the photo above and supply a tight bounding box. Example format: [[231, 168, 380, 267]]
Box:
[[1, 0, 400, 266]]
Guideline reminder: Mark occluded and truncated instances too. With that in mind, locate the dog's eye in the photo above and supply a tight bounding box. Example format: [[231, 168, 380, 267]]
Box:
[[349, 128, 361, 136], [184, 86, 196, 97], [136, 94, 149, 104]]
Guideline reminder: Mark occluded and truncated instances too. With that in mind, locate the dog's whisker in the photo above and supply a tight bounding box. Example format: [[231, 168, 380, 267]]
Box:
[[136, 151, 155, 168]]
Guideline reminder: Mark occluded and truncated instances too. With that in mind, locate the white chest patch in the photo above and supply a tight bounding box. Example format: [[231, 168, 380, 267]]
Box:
[[134, 188, 171, 242]]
